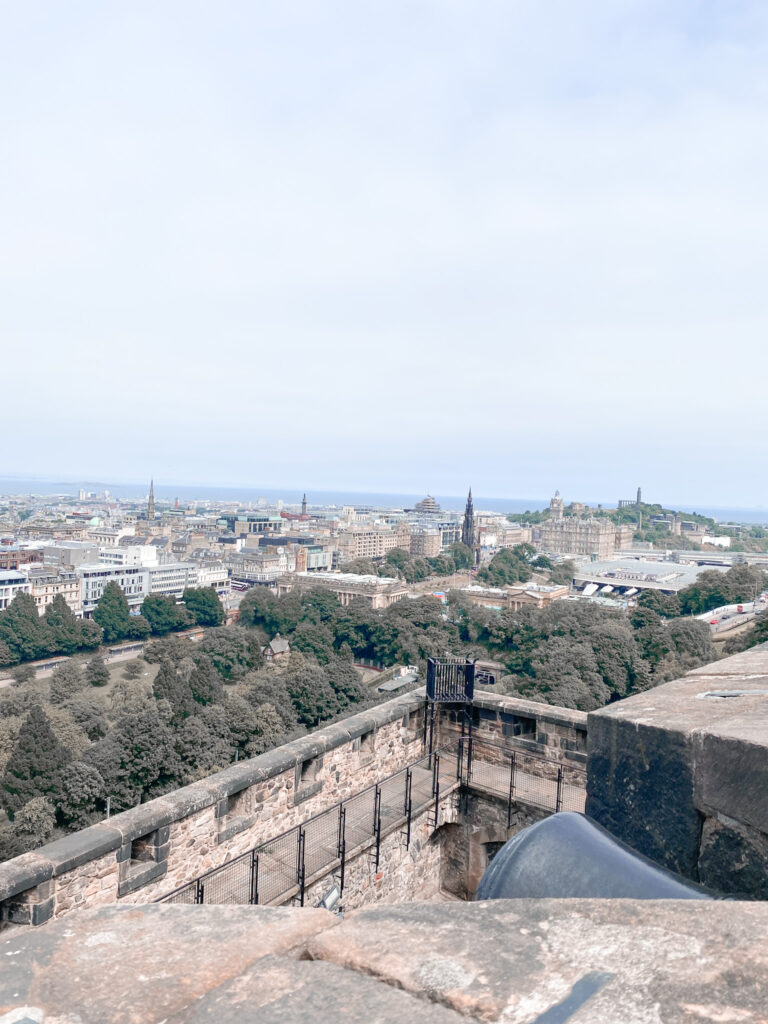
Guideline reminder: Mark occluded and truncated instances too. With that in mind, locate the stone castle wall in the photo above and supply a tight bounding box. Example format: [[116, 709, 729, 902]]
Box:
[[437, 690, 588, 769], [0, 689, 577, 930], [587, 645, 768, 899]]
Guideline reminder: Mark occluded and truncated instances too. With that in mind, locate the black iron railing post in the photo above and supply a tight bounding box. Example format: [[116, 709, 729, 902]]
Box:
[[555, 766, 563, 813], [432, 753, 441, 827], [457, 736, 464, 782], [297, 827, 306, 906], [250, 851, 259, 904], [337, 805, 346, 895], [507, 753, 516, 830], [195, 879, 204, 904], [404, 767, 413, 848], [466, 735, 473, 787], [373, 785, 382, 869]]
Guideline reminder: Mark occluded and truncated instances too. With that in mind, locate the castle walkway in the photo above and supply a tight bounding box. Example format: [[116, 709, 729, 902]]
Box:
[[158, 741, 585, 908]]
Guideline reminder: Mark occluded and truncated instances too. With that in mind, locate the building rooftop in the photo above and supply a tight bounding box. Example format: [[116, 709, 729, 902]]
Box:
[[573, 558, 727, 592], [293, 571, 402, 586]]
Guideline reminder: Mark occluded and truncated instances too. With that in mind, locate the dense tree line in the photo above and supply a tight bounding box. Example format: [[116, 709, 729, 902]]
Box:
[[240, 583, 718, 711], [0, 619, 372, 858], [342, 542, 474, 583], [0, 584, 225, 667], [476, 544, 537, 586], [0, 593, 102, 666]]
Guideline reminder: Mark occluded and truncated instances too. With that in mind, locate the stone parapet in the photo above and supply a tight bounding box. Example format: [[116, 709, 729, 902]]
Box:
[[587, 644, 768, 897], [3, 899, 768, 1022], [438, 689, 588, 764], [0, 689, 427, 929]]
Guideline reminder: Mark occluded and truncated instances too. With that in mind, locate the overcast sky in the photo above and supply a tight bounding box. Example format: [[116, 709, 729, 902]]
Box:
[[2, 2, 767, 506]]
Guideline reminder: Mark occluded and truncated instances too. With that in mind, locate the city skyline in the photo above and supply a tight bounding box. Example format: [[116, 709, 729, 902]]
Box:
[[1, 474, 767, 524]]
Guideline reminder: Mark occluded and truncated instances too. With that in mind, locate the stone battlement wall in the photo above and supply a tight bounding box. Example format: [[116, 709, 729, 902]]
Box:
[[0, 689, 576, 930], [437, 690, 588, 766], [587, 644, 768, 899]]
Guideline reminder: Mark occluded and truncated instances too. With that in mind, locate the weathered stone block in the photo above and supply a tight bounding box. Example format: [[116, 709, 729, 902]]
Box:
[[38, 825, 123, 876], [586, 713, 701, 878], [699, 814, 768, 899], [118, 860, 167, 897]]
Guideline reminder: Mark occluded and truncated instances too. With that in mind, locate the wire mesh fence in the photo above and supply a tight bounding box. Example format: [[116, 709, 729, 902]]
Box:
[[159, 739, 585, 908], [466, 738, 586, 815], [159, 749, 456, 908]]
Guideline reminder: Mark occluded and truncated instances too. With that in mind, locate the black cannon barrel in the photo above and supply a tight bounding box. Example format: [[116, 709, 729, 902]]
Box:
[[476, 812, 717, 901]]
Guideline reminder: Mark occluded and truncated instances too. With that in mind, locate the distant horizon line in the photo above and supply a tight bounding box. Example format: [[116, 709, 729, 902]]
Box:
[[0, 473, 766, 516]]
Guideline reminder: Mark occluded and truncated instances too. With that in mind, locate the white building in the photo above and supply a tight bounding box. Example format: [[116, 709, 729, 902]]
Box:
[[87, 526, 136, 547], [196, 565, 230, 597], [0, 569, 31, 610], [79, 565, 149, 615], [146, 563, 198, 600], [99, 545, 159, 567]]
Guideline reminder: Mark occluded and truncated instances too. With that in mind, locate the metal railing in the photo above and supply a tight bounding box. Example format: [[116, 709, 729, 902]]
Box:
[[160, 748, 459, 908], [460, 736, 586, 821], [158, 738, 585, 908]]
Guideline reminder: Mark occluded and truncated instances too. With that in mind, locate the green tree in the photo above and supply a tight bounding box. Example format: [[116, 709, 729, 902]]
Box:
[[291, 621, 336, 664], [222, 694, 264, 756], [152, 660, 195, 721], [174, 705, 232, 779], [44, 593, 101, 655], [85, 653, 110, 687], [447, 542, 473, 570], [48, 659, 87, 705], [383, 548, 411, 574], [56, 761, 104, 829], [0, 705, 72, 817], [243, 670, 299, 732], [283, 659, 343, 726], [182, 587, 225, 627], [196, 627, 262, 680], [11, 664, 36, 685], [93, 582, 134, 643], [0, 591, 54, 663], [477, 546, 534, 587], [10, 796, 56, 852], [188, 655, 225, 706], [62, 692, 109, 741], [245, 702, 286, 756], [340, 558, 382, 576], [142, 595, 194, 636], [548, 560, 576, 586], [637, 589, 682, 618], [0, 640, 12, 667], [122, 659, 145, 680], [85, 706, 178, 811]]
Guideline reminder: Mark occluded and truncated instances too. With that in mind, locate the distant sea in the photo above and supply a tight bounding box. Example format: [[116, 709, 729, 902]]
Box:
[[1, 477, 766, 525]]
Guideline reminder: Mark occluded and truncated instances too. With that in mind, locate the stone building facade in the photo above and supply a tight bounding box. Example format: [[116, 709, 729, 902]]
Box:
[[539, 516, 617, 558]]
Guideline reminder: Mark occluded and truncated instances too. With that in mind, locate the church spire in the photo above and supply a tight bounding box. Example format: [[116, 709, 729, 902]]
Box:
[[461, 487, 475, 549], [301, 493, 307, 516], [147, 479, 155, 521]]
